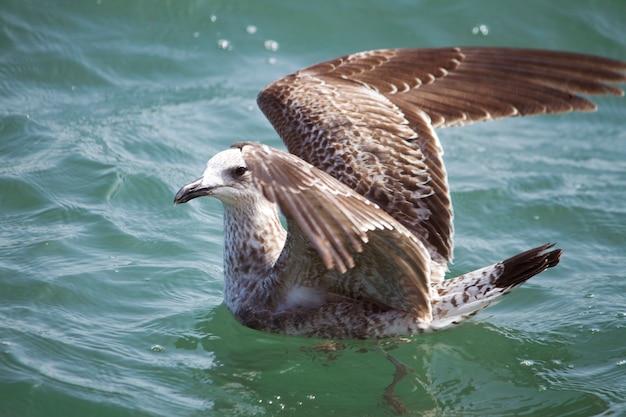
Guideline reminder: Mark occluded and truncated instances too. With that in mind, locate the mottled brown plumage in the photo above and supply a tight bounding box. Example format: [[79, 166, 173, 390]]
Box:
[[175, 47, 625, 339], [257, 47, 625, 267]]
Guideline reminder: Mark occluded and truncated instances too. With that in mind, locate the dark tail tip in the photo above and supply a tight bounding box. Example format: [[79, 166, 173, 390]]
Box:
[[496, 243, 562, 289]]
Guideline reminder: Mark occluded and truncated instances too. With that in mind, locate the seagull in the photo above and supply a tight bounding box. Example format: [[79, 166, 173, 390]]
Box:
[[174, 47, 625, 339]]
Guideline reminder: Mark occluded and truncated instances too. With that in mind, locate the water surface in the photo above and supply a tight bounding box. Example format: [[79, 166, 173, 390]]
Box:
[[1, 1, 625, 415]]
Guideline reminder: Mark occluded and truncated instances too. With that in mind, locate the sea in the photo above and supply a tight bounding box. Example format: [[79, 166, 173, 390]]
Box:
[[1, 0, 625, 416]]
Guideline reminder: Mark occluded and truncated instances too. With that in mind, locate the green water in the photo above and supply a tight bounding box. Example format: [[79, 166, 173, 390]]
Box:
[[1, 0, 625, 415]]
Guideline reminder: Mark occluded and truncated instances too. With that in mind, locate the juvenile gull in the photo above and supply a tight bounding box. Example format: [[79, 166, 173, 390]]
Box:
[[174, 47, 626, 339]]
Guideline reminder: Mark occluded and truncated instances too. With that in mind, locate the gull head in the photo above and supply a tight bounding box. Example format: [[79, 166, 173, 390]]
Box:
[[174, 148, 254, 207]]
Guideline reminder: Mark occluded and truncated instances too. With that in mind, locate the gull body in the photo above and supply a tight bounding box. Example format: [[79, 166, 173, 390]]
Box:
[[175, 47, 625, 339]]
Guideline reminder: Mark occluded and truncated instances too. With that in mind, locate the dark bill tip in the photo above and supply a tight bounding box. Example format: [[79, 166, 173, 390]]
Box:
[[173, 177, 209, 205]]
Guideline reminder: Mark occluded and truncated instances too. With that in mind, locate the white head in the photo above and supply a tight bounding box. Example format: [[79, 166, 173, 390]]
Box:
[[174, 148, 256, 207]]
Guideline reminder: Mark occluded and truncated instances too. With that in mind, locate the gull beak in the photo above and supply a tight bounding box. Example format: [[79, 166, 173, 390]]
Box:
[[173, 177, 211, 205]]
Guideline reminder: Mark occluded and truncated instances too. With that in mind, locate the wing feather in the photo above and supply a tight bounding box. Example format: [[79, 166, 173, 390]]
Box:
[[257, 47, 626, 264], [236, 142, 433, 317]]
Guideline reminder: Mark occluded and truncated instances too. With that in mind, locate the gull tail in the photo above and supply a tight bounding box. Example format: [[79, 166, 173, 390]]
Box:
[[429, 244, 562, 330]]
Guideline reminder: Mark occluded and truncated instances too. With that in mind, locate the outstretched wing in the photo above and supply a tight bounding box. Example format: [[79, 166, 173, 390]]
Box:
[[235, 142, 434, 318], [257, 47, 626, 264]]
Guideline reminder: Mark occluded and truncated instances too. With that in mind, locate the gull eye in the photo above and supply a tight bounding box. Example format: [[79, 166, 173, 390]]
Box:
[[233, 166, 248, 176]]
